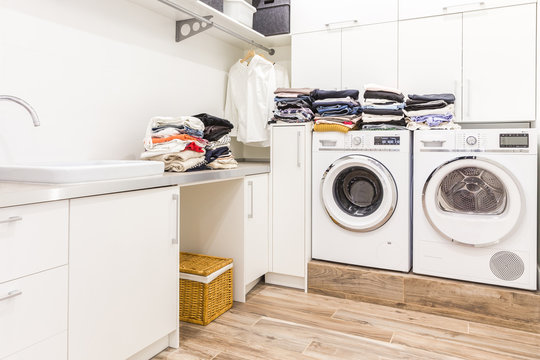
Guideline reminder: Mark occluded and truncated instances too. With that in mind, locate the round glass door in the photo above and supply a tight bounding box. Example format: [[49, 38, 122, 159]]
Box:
[[321, 155, 397, 232], [423, 157, 523, 246]]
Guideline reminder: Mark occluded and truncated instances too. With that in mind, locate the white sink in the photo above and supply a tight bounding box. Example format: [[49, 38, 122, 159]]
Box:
[[0, 160, 165, 184]]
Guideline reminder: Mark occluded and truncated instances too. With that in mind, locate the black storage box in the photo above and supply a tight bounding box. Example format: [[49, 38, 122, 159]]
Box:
[[252, 0, 290, 36], [201, 0, 223, 12]]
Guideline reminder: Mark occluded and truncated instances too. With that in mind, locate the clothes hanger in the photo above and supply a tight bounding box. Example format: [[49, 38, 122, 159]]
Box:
[[240, 49, 256, 63]]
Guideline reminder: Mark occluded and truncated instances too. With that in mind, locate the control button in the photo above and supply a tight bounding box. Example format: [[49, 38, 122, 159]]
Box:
[[466, 136, 477, 145], [352, 136, 361, 146]]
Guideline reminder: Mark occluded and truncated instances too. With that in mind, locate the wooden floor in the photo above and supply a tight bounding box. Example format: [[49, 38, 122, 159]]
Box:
[[153, 283, 540, 360]]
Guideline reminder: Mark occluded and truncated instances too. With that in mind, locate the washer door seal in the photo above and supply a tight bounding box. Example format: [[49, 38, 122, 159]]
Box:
[[321, 155, 397, 232]]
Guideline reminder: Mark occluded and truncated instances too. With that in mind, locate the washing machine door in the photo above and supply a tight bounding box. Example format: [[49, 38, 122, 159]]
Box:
[[423, 157, 523, 246], [321, 155, 397, 232]]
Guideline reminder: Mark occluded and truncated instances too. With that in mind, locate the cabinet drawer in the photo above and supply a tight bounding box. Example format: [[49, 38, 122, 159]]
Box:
[[399, 0, 536, 20], [4, 331, 67, 360], [0, 266, 68, 359], [0, 200, 68, 283], [291, 0, 397, 33]]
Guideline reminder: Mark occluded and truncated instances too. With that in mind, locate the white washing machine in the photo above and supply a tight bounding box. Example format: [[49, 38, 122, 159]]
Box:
[[312, 130, 411, 272], [413, 128, 537, 290]]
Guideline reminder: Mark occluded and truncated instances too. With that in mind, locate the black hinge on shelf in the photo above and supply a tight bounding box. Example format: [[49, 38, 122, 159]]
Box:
[[176, 15, 213, 42]]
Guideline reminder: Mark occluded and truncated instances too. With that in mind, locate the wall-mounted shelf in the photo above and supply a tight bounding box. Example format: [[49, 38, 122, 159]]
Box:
[[130, 0, 291, 52]]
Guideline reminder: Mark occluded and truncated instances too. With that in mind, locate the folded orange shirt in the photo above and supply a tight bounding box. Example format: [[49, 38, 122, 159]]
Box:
[[151, 134, 204, 144]]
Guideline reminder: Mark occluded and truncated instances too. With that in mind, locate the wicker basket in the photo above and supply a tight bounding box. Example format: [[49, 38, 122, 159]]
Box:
[[179, 252, 233, 325]]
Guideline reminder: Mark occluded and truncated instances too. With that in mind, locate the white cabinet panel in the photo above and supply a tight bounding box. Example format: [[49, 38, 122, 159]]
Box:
[[271, 125, 307, 278], [342, 22, 398, 92], [399, 0, 536, 20], [292, 30, 341, 89], [69, 187, 178, 360], [0, 266, 67, 359], [0, 200, 68, 283], [462, 4, 536, 122], [4, 332, 67, 360], [292, 0, 398, 33], [399, 14, 462, 121], [244, 174, 269, 285]]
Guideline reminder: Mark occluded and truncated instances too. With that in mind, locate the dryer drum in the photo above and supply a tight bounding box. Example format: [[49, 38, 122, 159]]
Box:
[[437, 167, 507, 215], [333, 166, 384, 217]]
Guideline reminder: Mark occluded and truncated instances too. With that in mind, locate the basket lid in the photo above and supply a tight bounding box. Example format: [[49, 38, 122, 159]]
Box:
[[180, 252, 233, 276]]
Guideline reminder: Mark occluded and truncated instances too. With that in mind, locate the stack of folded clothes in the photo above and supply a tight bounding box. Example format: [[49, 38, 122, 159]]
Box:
[[311, 89, 362, 132], [141, 116, 207, 172], [271, 88, 315, 123], [193, 113, 238, 170], [404, 93, 460, 130], [361, 84, 406, 128]]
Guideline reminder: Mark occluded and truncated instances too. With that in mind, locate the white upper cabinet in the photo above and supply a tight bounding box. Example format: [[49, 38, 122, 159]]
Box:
[[399, 0, 536, 20], [462, 4, 536, 122], [291, 30, 341, 89], [399, 14, 463, 121], [291, 0, 398, 34], [342, 22, 398, 92]]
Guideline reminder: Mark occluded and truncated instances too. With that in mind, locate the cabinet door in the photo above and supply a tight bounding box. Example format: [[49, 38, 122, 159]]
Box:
[[291, 30, 341, 89], [291, 0, 398, 34], [271, 126, 306, 277], [399, 0, 535, 20], [399, 14, 462, 121], [69, 187, 179, 360], [244, 174, 269, 284], [463, 4, 536, 122], [342, 22, 398, 92]]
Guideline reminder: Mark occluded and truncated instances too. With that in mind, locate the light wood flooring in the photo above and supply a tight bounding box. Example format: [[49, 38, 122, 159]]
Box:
[[153, 283, 540, 360]]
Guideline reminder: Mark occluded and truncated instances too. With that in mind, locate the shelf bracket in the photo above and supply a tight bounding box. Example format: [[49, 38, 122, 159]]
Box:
[[176, 16, 213, 42]]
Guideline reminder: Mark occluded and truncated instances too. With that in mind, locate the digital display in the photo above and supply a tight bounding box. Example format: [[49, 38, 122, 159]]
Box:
[[500, 133, 529, 148], [374, 136, 400, 145]]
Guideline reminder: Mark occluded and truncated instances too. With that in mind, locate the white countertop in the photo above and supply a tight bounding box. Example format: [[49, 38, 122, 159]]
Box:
[[0, 162, 270, 208]]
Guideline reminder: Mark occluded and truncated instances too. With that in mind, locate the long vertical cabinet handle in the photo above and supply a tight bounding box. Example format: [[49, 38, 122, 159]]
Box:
[[248, 181, 254, 219], [0, 289, 22, 302], [172, 193, 179, 245], [465, 79, 471, 119], [296, 130, 302, 168]]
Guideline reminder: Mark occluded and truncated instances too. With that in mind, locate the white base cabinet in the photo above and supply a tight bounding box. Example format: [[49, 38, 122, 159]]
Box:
[[69, 187, 179, 360], [268, 124, 311, 289]]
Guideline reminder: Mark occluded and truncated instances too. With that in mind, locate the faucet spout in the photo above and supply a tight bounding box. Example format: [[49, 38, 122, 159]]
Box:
[[0, 95, 40, 127]]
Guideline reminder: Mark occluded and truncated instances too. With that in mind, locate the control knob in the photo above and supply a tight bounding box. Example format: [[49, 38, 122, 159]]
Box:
[[352, 136, 362, 146], [466, 136, 477, 146]]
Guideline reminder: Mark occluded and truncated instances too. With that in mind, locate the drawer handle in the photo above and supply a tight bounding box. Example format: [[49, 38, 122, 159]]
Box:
[[325, 19, 358, 27], [443, 1, 485, 11], [0, 216, 22, 224], [0, 289, 22, 302]]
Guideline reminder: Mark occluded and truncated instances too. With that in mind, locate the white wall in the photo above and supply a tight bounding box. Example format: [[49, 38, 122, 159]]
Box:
[[0, 0, 242, 163]]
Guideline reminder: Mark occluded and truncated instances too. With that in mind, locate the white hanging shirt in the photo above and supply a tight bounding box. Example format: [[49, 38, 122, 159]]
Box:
[[225, 55, 276, 146]]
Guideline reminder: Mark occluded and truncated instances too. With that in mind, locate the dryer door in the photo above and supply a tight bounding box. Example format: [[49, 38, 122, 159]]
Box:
[[423, 157, 523, 246], [321, 155, 397, 232]]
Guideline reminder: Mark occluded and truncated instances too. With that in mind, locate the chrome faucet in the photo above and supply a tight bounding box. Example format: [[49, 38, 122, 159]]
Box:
[[0, 95, 40, 127]]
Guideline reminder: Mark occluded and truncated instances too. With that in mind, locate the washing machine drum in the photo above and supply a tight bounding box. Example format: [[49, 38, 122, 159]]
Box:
[[423, 157, 523, 246], [321, 155, 397, 232]]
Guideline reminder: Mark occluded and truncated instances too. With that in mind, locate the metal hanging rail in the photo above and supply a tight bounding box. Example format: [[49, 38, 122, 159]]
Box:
[[157, 0, 276, 55]]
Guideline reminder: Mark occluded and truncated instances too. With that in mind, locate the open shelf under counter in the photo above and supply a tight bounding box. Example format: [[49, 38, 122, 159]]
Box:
[[129, 0, 291, 50]]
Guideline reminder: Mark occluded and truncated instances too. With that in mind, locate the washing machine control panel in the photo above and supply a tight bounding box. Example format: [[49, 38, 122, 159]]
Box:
[[374, 136, 400, 146], [500, 133, 529, 148]]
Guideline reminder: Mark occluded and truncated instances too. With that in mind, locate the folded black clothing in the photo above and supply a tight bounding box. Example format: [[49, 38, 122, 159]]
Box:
[[310, 89, 360, 100], [364, 90, 405, 103], [186, 163, 209, 172], [362, 108, 404, 116], [405, 100, 449, 111], [205, 146, 231, 164], [204, 125, 231, 142], [408, 93, 455, 104], [357, 119, 407, 129], [277, 102, 312, 110], [192, 113, 234, 129]]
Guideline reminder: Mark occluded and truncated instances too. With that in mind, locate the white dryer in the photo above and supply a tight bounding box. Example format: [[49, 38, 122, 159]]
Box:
[[413, 129, 537, 290], [312, 130, 411, 272]]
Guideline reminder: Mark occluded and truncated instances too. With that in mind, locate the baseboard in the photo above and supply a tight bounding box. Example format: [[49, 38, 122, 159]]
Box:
[[537, 264, 540, 290], [265, 272, 305, 290], [127, 332, 174, 360], [245, 276, 263, 295]]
